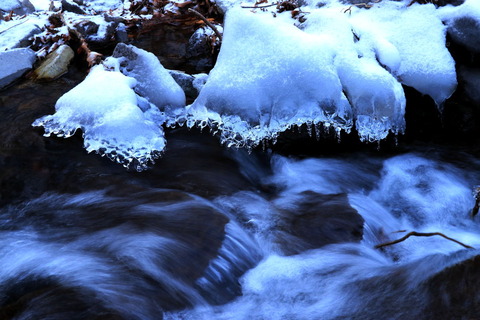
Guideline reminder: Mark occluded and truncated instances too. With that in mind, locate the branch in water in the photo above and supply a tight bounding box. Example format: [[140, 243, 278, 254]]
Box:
[[188, 8, 222, 42], [375, 231, 474, 249]]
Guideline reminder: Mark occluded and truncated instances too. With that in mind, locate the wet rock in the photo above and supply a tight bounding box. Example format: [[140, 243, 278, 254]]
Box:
[[32, 45, 75, 80], [71, 16, 118, 51], [278, 191, 364, 255], [446, 16, 480, 53], [132, 17, 219, 73], [0, 0, 35, 15], [61, 0, 86, 14], [169, 70, 208, 101], [459, 67, 480, 104], [423, 253, 480, 319], [0, 48, 36, 89], [186, 26, 220, 72], [169, 70, 197, 100]]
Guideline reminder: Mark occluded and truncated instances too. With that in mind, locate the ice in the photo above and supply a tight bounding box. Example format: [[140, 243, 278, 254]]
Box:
[[33, 64, 167, 171], [304, 9, 405, 141], [350, 2, 457, 106], [187, 8, 353, 148]]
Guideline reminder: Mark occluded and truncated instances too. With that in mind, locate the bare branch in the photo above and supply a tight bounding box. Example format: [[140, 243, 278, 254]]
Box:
[[188, 8, 222, 42], [240, 3, 278, 8], [375, 231, 474, 249]]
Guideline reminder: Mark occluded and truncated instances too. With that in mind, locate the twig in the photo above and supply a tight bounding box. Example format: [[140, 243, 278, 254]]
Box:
[[240, 3, 278, 8], [188, 8, 222, 42], [0, 18, 29, 35], [375, 231, 474, 249]]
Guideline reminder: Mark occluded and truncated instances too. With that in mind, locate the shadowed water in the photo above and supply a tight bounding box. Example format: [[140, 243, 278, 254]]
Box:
[[2, 74, 480, 319]]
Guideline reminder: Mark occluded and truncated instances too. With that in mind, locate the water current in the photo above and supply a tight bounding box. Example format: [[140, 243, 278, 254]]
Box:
[[1, 71, 480, 319]]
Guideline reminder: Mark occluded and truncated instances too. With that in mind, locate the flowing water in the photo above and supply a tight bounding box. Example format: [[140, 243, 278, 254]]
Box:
[[1, 74, 480, 319]]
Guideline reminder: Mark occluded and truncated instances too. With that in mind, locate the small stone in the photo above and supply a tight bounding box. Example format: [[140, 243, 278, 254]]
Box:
[[33, 45, 75, 81], [61, 0, 86, 14], [169, 70, 197, 99], [0, 48, 36, 89]]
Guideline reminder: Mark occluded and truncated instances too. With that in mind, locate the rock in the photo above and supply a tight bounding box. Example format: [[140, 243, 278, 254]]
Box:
[[0, 0, 35, 15], [32, 45, 75, 81], [423, 253, 480, 319], [459, 67, 480, 104], [71, 16, 117, 51], [0, 48, 37, 89], [112, 43, 186, 110], [61, 0, 86, 14], [446, 16, 480, 53], [0, 19, 43, 51], [277, 191, 364, 255], [169, 70, 208, 101]]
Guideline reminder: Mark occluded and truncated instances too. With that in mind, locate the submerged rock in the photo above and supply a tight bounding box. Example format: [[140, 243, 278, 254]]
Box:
[[32, 44, 75, 80], [277, 191, 364, 255], [0, 48, 37, 89]]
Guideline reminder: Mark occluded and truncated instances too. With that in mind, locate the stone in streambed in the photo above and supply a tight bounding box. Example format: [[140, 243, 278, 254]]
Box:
[[32, 45, 75, 81], [277, 191, 364, 255], [169, 70, 208, 101], [0, 48, 37, 89]]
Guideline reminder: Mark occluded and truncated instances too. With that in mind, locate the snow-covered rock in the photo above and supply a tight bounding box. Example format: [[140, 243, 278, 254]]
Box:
[[188, 8, 353, 147], [350, 2, 457, 106], [438, 0, 480, 53], [0, 48, 37, 89], [33, 64, 167, 171], [0, 17, 45, 51], [112, 43, 186, 114], [0, 0, 35, 15]]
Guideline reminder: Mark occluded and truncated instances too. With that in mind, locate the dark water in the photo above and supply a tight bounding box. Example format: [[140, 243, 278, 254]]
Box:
[[1, 73, 480, 319]]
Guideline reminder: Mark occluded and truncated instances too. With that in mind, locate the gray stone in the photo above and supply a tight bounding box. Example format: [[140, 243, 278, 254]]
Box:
[[61, 0, 86, 14], [447, 16, 480, 53], [0, 0, 35, 15], [0, 19, 42, 51], [0, 48, 36, 89], [169, 70, 197, 99]]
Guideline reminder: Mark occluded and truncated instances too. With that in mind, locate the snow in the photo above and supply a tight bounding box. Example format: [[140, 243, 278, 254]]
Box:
[[304, 8, 405, 141], [187, 8, 353, 148], [112, 44, 186, 114], [32, 64, 167, 171], [23, 0, 480, 169], [29, 0, 51, 11], [0, 16, 46, 51], [350, 2, 457, 106]]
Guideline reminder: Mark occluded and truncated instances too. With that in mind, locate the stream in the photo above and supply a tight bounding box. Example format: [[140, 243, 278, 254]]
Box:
[[1, 70, 480, 319]]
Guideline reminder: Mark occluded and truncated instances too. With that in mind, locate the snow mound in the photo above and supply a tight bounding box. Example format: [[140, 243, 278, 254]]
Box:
[[350, 2, 457, 106], [32, 64, 167, 171], [186, 9, 353, 148], [304, 8, 405, 142]]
